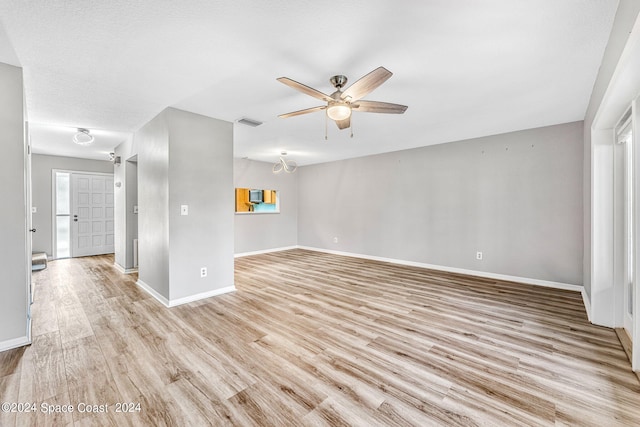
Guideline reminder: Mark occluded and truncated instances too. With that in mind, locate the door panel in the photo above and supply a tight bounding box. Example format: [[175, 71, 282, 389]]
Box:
[[72, 173, 114, 257]]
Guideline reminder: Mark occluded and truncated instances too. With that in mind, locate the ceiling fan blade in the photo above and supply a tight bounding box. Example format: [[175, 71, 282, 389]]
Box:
[[352, 100, 408, 114], [277, 77, 333, 102], [335, 116, 351, 130], [279, 105, 326, 119], [341, 66, 392, 102]]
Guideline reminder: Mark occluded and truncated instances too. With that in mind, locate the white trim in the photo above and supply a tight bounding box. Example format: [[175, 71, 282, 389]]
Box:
[[234, 246, 298, 258], [235, 212, 280, 215], [25, 123, 32, 346], [297, 246, 583, 292], [113, 262, 138, 274], [589, 13, 640, 368], [136, 279, 170, 307], [136, 279, 236, 308], [168, 285, 236, 307], [582, 288, 593, 323], [51, 169, 61, 260], [52, 169, 114, 177], [0, 335, 30, 353]]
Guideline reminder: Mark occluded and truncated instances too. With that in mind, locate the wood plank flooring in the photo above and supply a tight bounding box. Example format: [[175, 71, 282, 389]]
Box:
[[1, 249, 639, 426]]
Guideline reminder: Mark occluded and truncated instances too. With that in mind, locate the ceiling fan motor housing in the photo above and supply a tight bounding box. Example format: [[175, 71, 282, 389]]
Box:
[[330, 75, 348, 89]]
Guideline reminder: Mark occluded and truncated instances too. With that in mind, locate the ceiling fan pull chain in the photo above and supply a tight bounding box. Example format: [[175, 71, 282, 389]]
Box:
[[325, 111, 328, 140], [351, 116, 354, 138]]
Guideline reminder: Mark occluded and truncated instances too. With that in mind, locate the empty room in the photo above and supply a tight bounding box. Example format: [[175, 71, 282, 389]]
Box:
[[1, 1, 640, 426]]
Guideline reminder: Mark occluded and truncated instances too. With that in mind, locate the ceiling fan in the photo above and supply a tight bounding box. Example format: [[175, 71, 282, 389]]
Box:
[[277, 66, 407, 131]]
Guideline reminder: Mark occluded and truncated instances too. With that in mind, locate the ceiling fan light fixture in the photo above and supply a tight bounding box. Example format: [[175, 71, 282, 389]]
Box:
[[326, 103, 351, 121], [72, 128, 94, 145]]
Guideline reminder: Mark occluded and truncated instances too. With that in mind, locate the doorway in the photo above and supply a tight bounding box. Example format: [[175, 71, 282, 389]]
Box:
[[53, 171, 114, 258]]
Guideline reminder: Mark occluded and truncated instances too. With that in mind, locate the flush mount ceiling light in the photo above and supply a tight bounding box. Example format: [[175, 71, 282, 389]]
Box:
[[273, 152, 297, 174], [72, 128, 94, 145]]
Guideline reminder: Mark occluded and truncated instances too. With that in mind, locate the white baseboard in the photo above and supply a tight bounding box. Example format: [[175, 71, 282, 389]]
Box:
[[0, 335, 31, 353], [168, 285, 236, 307], [297, 246, 583, 292], [113, 263, 138, 274], [136, 279, 236, 308], [235, 246, 298, 258], [582, 288, 592, 322], [136, 279, 170, 307]]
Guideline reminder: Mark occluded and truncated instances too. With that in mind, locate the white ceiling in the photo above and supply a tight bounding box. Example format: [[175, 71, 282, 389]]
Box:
[[0, 1, 619, 165]]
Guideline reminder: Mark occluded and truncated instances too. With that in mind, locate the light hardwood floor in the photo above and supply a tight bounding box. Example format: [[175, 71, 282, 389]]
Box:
[[1, 249, 639, 426]]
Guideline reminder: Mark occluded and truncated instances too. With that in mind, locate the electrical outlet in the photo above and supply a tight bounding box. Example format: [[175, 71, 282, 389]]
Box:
[[476, 251, 483, 260], [181, 205, 189, 215], [200, 267, 207, 278], [333, 236, 339, 243]]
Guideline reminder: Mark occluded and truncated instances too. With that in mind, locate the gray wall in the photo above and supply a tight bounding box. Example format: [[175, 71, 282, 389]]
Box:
[[31, 154, 113, 258], [234, 158, 298, 254], [0, 62, 27, 345], [114, 107, 234, 303], [298, 122, 584, 285], [166, 108, 234, 301], [134, 110, 171, 299], [582, 0, 640, 298]]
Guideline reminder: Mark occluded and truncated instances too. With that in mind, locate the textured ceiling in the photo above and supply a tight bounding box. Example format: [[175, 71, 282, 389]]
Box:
[[0, 0, 619, 165]]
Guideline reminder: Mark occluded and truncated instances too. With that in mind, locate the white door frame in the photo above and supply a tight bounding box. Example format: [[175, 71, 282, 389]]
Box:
[[590, 12, 640, 371], [52, 170, 114, 259], [613, 114, 635, 339], [621, 118, 634, 335], [25, 121, 32, 344]]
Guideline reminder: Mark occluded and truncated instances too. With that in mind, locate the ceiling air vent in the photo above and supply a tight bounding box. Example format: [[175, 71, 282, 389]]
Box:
[[237, 117, 263, 127]]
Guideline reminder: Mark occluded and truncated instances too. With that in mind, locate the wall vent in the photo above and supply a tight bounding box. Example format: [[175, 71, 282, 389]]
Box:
[[237, 117, 263, 127]]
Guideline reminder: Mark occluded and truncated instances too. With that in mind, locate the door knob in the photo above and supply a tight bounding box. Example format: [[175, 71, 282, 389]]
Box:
[[29, 228, 36, 232]]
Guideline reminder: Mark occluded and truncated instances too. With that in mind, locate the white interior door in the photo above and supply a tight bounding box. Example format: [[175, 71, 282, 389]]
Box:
[[71, 173, 115, 257]]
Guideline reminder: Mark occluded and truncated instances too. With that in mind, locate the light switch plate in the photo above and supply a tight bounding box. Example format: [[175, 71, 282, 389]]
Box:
[[181, 205, 189, 216]]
